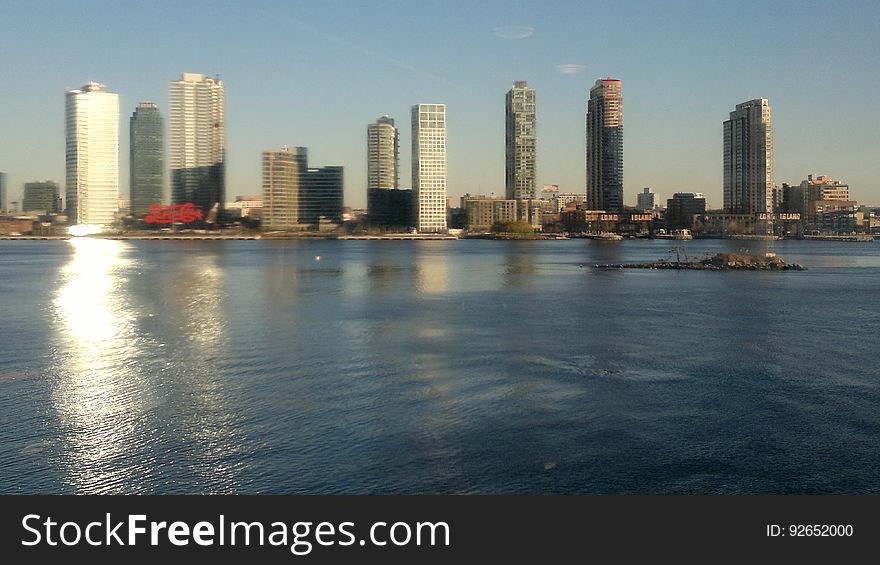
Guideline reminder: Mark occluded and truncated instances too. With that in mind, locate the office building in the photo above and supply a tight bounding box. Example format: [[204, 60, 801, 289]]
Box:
[[723, 99, 773, 215], [637, 187, 655, 211], [169, 73, 225, 218], [22, 181, 61, 213], [262, 146, 343, 229], [586, 78, 623, 212], [666, 192, 706, 230], [130, 102, 164, 217], [302, 166, 343, 226], [262, 146, 307, 230], [412, 104, 447, 232], [65, 82, 119, 227], [505, 81, 536, 201]]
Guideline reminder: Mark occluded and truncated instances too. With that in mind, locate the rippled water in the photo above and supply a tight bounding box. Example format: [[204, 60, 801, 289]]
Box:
[[1, 238, 879, 494]]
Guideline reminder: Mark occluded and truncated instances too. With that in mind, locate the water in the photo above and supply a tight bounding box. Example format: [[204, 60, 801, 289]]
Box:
[[1, 238, 878, 494]]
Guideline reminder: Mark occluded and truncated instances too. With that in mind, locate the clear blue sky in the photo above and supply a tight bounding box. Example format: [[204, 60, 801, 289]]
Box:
[[1, 0, 878, 208]]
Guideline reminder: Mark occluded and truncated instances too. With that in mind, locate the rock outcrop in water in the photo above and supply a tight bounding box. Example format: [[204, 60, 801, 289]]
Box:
[[595, 252, 806, 271]]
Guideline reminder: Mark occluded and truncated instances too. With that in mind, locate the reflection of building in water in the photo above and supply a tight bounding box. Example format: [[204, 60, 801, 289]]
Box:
[[52, 238, 138, 491], [416, 246, 449, 294]]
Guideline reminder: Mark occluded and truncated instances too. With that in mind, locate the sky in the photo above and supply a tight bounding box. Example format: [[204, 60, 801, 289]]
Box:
[[1, 0, 879, 209]]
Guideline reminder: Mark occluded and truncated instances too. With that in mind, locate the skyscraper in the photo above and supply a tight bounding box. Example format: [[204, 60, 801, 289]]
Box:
[[65, 82, 119, 227], [169, 73, 225, 218], [262, 146, 307, 230], [22, 181, 61, 213], [505, 81, 536, 201], [723, 99, 773, 215], [585, 78, 623, 213], [412, 104, 447, 232], [367, 116, 399, 190], [130, 102, 164, 217]]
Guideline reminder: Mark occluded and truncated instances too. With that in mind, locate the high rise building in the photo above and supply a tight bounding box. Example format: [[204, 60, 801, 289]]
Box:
[[586, 78, 623, 212], [505, 81, 536, 201], [169, 72, 225, 218], [723, 99, 772, 215], [22, 181, 61, 213], [637, 187, 655, 211], [65, 82, 119, 227], [367, 116, 399, 190], [262, 146, 307, 230], [130, 102, 164, 217], [367, 115, 411, 228], [0, 172, 6, 211], [412, 104, 447, 232]]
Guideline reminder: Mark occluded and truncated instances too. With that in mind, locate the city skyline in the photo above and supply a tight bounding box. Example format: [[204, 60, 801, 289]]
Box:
[[1, 1, 879, 209]]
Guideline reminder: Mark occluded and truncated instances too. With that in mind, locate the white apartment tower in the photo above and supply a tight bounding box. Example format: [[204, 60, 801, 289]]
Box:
[[723, 98, 773, 215], [368, 115, 399, 190], [169, 73, 225, 216], [412, 104, 447, 232], [65, 82, 119, 227]]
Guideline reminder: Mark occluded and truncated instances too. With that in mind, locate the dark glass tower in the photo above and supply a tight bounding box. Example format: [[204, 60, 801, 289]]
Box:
[[129, 102, 164, 217]]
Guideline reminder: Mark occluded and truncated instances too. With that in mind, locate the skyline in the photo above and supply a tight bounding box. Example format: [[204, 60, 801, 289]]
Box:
[[1, 0, 879, 208]]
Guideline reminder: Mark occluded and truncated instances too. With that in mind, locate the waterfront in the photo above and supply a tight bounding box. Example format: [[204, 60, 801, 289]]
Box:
[[1, 239, 879, 494]]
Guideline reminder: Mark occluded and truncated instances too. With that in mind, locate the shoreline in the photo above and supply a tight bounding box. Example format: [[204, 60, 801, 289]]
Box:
[[0, 233, 875, 242]]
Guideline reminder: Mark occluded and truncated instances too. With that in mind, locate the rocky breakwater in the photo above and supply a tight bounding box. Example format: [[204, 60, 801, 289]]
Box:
[[595, 252, 806, 271]]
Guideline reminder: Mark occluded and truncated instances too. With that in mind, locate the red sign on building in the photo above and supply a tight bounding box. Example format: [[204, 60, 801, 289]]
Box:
[[144, 203, 203, 224]]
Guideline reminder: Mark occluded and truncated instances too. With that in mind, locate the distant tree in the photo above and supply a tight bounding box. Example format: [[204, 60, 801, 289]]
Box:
[[491, 220, 534, 235]]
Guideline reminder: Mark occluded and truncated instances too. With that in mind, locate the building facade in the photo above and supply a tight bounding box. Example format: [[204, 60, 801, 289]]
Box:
[[412, 104, 447, 232], [666, 192, 706, 230], [130, 102, 164, 217], [505, 81, 536, 201], [169, 73, 225, 218], [302, 166, 344, 226], [586, 78, 623, 212], [637, 187, 655, 211], [723, 99, 773, 215], [367, 116, 399, 190], [262, 146, 307, 230], [23, 181, 61, 213], [368, 115, 410, 228], [65, 82, 119, 227]]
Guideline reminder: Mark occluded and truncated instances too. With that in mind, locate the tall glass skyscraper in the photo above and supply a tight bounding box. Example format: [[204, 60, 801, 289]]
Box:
[[723, 99, 773, 215], [505, 81, 536, 201], [169, 73, 225, 219], [585, 78, 623, 213], [65, 82, 119, 227], [130, 102, 164, 217], [412, 104, 447, 233]]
